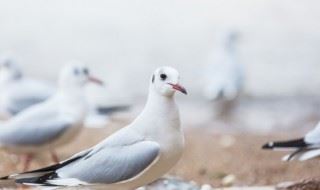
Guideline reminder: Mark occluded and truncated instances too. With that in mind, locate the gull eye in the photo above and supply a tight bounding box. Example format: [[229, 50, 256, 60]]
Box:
[[83, 68, 89, 75], [160, 74, 167, 81]]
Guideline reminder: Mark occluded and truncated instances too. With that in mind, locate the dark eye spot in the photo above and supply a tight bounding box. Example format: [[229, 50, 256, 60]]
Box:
[[83, 68, 89, 75], [151, 75, 155, 83], [74, 68, 80, 75], [160, 74, 167, 81]]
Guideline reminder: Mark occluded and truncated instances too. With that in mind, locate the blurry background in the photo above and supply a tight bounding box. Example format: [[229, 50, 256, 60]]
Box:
[[0, 0, 320, 187], [0, 0, 319, 96]]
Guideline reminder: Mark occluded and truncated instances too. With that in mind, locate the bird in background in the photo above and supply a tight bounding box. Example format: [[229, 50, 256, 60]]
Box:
[[203, 30, 244, 118], [262, 122, 320, 161], [0, 62, 103, 172], [0, 55, 54, 118], [0, 55, 130, 127], [1, 66, 187, 189]]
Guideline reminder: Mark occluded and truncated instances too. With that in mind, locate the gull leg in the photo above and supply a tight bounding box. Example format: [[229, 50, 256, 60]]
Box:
[[22, 154, 33, 172], [50, 150, 59, 164]]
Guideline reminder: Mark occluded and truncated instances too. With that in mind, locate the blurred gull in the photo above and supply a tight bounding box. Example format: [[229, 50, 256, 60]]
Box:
[[263, 121, 320, 161], [203, 30, 244, 117], [0, 55, 129, 126], [84, 104, 130, 128], [0, 56, 54, 118], [0, 62, 103, 171], [204, 30, 243, 101], [1, 66, 187, 188]]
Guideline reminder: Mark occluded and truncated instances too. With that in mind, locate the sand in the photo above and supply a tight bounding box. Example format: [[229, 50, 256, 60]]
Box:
[[0, 121, 319, 189]]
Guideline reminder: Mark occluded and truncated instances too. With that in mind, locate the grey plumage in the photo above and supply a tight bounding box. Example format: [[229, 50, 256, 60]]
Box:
[[58, 140, 159, 184], [6, 96, 51, 115], [96, 105, 130, 115], [6, 128, 160, 186], [0, 103, 72, 147]]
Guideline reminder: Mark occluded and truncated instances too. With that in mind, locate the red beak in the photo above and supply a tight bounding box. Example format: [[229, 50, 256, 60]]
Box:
[[88, 76, 104, 86], [168, 83, 187, 95]]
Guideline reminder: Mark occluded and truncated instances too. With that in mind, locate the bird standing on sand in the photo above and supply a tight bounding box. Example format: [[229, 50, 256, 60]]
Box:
[[0, 56, 54, 118], [1, 66, 187, 189], [0, 62, 103, 171], [263, 122, 320, 161]]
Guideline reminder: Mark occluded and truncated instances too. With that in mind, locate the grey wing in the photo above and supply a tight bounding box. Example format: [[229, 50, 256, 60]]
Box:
[[96, 105, 130, 115], [7, 79, 53, 115], [56, 140, 160, 184], [0, 112, 72, 146], [8, 97, 48, 115]]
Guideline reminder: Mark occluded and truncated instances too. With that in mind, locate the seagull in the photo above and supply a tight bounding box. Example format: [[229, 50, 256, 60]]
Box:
[[0, 62, 103, 171], [262, 122, 320, 161], [1, 66, 187, 189], [203, 30, 244, 118], [0, 55, 129, 124], [0, 56, 54, 118], [203, 30, 243, 102]]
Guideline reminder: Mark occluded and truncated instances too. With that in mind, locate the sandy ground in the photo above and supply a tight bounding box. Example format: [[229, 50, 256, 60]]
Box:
[[0, 119, 319, 189]]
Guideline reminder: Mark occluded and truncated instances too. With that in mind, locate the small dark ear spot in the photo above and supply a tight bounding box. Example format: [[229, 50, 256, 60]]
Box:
[[151, 75, 155, 83], [83, 68, 89, 75]]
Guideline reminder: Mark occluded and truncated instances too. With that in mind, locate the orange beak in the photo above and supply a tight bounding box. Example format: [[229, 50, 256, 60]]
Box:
[[168, 83, 187, 95]]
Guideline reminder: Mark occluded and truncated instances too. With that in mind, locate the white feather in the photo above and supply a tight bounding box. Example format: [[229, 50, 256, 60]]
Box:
[[47, 178, 89, 186], [298, 149, 320, 161]]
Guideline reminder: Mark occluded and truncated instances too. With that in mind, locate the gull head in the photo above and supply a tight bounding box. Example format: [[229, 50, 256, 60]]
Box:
[[150, 66, 187, 97], [0, 56, 22, 83], [59, 61, 104, 90]]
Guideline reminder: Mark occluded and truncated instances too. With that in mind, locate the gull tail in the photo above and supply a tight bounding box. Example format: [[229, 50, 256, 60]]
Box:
[[0, 152, 85, 187], [282, 148, 320, 161], [262, 138, 308, 150], [96, 105, 130, 115]]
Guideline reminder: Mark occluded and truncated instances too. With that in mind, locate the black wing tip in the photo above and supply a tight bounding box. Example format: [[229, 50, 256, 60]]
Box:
[[262, 138, 308, 149], [262, 142, 274, 149], [0, 175, 10, 180], [16, 172, 58, 185]]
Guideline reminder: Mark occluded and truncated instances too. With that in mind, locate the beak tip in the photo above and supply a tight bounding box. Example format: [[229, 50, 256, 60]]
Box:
[[182, 89, 188, 95], [168, 83, 187, 95], [88, 76, 104, 86]]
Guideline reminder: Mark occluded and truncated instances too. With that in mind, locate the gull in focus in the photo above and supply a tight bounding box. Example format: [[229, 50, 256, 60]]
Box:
[[262, 122, 320, 161], [0, 62, 103, 171], [0, 56, 54, 118], [1, 66, 187, 189]]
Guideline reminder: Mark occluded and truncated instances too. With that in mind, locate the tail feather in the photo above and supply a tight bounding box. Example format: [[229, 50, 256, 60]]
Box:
[[0, 152, 86, 186], [15, 172, 59, 186], [299, 149, 320, 161], [281, 148, 320, 161], [96, 105, 130, 115], [281, 148, 306, 161], [262, 138, 309, 150]]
